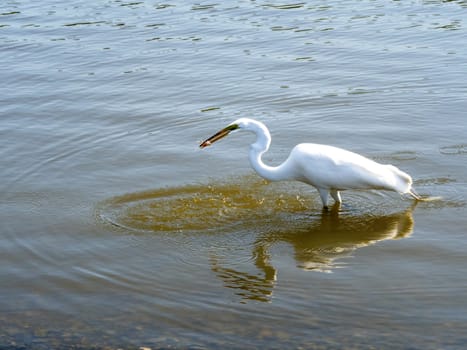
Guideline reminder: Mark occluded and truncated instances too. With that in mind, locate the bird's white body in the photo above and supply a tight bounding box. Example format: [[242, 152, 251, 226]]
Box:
[[200, 118, 418, 208]]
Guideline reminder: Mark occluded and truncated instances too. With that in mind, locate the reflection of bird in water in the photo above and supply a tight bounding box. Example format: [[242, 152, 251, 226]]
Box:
[[270, 204, 415, 272], [210, 205, 415, 302], [210, 247, 276, 303], [200, 118, 420, 208]]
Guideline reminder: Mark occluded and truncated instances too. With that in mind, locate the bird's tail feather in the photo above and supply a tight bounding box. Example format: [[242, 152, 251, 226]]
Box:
[[386, 165, 413, 194]]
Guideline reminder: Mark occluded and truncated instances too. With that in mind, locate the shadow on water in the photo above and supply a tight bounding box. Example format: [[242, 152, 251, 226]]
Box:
[[97, 176, 416, 302]]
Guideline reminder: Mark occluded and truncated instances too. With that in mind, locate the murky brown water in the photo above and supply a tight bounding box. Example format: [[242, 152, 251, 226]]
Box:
[[1, 1, 467, 349]]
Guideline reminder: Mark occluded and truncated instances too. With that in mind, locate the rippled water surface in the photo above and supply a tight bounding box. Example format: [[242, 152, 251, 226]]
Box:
[[1, 1, 467, 349]]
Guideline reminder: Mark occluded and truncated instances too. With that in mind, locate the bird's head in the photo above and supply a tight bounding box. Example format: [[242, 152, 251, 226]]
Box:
[[199, 118, 252, 148]]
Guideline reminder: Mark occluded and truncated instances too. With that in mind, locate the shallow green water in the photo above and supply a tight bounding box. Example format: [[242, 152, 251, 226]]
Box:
[[1, 1, 467, 349]]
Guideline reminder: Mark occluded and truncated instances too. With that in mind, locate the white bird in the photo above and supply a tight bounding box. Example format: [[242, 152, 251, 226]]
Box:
[[200, 118, 420, 209]]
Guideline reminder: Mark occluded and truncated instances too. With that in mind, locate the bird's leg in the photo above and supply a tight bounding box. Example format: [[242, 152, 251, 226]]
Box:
[[330, 190, 342, 204], [318, 188, 329, 209], [409, 188, 421, 201]]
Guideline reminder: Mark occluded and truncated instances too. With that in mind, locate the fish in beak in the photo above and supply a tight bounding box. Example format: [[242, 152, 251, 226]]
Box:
[[199, 123, 239, 148]]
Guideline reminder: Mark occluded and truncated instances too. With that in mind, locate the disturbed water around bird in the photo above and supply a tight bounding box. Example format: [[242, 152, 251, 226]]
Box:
[[1, 1, 467, 349]]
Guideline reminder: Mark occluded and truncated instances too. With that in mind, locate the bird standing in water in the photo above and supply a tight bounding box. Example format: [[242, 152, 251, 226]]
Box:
[[200, 118, 420, 208]]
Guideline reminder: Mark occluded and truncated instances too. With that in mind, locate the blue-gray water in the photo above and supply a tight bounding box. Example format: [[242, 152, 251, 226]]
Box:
[[1, 1, 467, 349]]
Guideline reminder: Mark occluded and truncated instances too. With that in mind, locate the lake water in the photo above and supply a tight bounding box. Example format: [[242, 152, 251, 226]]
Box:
[[1, 0, 467, 349]]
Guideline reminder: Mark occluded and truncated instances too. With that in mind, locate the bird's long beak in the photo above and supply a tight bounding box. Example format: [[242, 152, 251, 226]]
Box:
[[199, 124, 238, 148]]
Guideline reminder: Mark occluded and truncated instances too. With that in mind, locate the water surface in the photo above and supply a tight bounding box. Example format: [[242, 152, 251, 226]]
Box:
[[1, 0, 467, 349]]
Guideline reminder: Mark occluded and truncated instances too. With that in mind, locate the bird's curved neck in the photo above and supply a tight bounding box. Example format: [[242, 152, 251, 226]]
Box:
[[247, 122, 291, 182]]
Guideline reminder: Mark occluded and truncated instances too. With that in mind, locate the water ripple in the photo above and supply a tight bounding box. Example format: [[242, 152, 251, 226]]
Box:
[[440, 143, 467, 155], [96, 177, 312, 233], [95, 176, 425, 302]]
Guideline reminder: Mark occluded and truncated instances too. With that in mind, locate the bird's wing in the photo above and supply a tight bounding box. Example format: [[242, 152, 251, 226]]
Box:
[[292, 144, 396, 190]]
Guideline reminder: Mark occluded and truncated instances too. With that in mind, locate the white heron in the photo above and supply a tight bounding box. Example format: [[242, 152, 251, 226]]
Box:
[[199, 118, 420, 208]]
